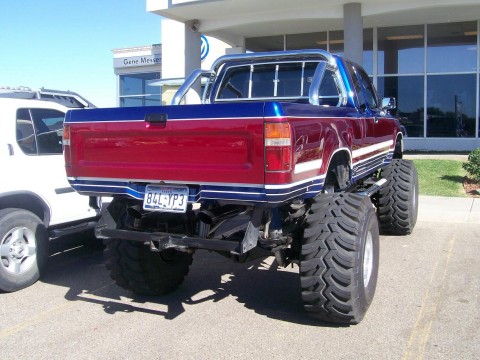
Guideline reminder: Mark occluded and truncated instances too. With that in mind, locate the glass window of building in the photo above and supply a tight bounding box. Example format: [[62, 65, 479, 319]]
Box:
[[427, 21, 477, 73], [427, 74, 476, 138], [243, 21, 480, 141], [119, 72, 161, 107], [329, 30, 344, 56], [425, 22, 478, 138], [245, 35, 284, 52], [286, 32, 327, 50], [378, 25, 424, 75], [363, 29, 373, 75], [377, 76, 424, 137], [247, 29, 373, 74]]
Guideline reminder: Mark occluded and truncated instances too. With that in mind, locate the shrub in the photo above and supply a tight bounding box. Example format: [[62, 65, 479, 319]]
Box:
[[462, 148, 480, 182]]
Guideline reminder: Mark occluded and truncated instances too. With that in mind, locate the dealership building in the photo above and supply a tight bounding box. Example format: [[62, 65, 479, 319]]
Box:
[[114, 0, 480, 151]]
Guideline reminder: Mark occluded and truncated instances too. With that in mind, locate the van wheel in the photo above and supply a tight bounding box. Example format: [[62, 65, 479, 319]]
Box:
[[0, 209, 49, 292], [300, 193, 379, 324]]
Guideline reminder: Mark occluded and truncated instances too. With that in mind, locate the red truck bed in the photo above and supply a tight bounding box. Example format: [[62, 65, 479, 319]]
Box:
[[65, 103, 266, 185]]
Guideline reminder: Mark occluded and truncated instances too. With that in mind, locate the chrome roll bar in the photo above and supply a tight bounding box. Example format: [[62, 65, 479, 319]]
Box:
[[171, 69, 215, 105], [171, 49, 338, 106], [210, 49, 336, 73]]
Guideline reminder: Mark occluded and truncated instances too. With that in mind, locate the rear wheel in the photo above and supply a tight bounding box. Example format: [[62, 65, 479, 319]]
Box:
[[104, 239, 192, 296], [0, 209, 49, 292], [376, 159, 418, 235], [300, 193, 379, 324]]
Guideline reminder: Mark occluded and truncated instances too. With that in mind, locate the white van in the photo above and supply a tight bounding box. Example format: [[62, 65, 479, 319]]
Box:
[[0, 87, 101, 292]]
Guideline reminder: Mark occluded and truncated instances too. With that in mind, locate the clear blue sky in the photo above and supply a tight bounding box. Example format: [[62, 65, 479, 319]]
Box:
[[0, 0, 161, 107]]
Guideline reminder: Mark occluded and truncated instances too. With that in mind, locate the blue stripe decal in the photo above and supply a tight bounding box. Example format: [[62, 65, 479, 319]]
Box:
[[68, 176, 325, 204], [66, 102, 280, 124], [65, 101, 361, 124], [69, 151, 393, 204]]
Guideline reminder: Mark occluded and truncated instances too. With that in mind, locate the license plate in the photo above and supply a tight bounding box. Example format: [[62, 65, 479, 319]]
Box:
[[143, 185, 189, 213]]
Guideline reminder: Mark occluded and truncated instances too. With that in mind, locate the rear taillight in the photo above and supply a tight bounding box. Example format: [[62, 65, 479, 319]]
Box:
[[264, 122, 292, 171], [63, 124, 70, 147], [63, 125, 71, 172]]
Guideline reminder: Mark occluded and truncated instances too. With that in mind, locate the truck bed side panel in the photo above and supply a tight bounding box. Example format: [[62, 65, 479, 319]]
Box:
[[264, 102, 395, 192]]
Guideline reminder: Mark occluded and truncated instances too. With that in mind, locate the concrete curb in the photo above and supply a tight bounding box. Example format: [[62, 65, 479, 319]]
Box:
[[405, 154, 468, 161], [418, 195, 479, 224]]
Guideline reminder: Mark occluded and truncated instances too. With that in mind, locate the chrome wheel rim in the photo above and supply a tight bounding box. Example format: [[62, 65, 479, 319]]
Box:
[[363, 231, 373, 288], [0, 227, 37, 275]]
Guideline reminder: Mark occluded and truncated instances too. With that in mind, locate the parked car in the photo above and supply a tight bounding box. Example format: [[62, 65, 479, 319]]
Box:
[[0, 86, 101, 292]]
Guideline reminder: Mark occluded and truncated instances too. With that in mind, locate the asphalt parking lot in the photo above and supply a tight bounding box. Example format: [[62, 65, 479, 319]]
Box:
[[0, 196, 479, 359]]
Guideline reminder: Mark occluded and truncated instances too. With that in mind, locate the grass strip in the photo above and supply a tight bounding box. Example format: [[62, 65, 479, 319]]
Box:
[[412, 159, 467, 197]]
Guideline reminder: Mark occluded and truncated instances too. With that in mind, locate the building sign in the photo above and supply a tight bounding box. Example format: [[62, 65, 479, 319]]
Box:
[[113, 54, 161, 69], [201, 35, 209, 61]]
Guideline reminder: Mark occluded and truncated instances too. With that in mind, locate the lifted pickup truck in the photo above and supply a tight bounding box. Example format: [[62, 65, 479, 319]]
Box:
[[64, 50, 418, 324]]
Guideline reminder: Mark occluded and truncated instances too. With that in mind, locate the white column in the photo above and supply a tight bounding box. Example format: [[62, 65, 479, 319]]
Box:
[[184, 20, 202, 103], [161, 19, 201, 104], [343, 3, 363, 65]]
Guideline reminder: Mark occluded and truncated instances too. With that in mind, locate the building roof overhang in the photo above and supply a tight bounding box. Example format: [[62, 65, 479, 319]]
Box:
[[147, 0, 480, 44]]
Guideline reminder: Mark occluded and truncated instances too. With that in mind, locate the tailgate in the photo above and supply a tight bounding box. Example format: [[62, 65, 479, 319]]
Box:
[[65, 103, 266, 185]]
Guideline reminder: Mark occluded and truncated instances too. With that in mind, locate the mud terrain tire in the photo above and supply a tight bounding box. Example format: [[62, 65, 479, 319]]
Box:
[[104, 239, 192, 296], [300, 193, 379, 324], [376, 159, 418, 235]]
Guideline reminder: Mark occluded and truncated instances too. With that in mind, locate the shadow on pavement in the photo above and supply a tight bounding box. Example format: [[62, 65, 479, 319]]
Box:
[[41, 234, 337, 327]]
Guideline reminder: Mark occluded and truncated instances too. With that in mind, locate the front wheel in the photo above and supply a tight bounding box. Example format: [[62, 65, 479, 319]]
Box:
[[300, 193, 379, 324], [376, 159, 418, 235], [0, 209, 49, 292]]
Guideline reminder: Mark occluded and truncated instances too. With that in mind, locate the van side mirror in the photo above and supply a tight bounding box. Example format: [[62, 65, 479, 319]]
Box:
[[381, 97, 396, 110]]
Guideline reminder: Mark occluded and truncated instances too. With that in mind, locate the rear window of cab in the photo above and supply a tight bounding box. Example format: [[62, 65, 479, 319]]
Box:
[[216, 61, 340, 105]]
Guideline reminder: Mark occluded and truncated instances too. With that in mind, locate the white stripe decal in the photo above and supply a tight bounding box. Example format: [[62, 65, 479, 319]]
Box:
[[353, 149, 391, 166], [71, 175, 327, 191], [294, 159, 322, 174], [69, 177, 263, 188], [199, 190, 263, 196], [352, 140, 393, 159], [265, 174, 326, 189]]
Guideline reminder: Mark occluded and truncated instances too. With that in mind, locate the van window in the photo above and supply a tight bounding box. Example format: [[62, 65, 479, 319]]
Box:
[[16, 109, 36, 155], [16, 108, 65, 155]]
